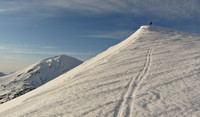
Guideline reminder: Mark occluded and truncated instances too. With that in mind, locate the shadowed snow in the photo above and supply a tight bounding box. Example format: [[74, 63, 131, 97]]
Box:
[[0, 55, 82, 104], [0, 26, 200, 117]]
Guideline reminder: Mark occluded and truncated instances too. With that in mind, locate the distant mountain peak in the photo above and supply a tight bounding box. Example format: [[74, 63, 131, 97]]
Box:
[[0, 55, 82, 104], [1, 26, 200, 116]]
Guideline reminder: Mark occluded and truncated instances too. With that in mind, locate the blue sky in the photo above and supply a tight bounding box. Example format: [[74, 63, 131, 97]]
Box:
[[0, 0, 200, 73]]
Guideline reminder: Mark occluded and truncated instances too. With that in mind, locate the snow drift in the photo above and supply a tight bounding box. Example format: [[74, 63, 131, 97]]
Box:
[[0, 55, 82, 104], [0, 26, 200, 117]]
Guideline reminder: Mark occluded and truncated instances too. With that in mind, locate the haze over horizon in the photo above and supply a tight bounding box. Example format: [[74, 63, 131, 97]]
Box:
[[0, 0, 200, 73]]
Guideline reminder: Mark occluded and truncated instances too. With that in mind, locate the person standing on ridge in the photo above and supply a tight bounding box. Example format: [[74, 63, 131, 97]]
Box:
[[150, 21, 152, 26]]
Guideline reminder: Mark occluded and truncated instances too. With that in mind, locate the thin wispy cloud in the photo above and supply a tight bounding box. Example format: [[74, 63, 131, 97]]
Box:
[[0, 1, 26, 13], [0, 0, 199, 19], [87, 30, 134, 40], [2, 56, 23, 61], [13, 49, 93, 56], [0, 46, 5, 50], [0, 45, 93, 56], [42, 46, 57, 49]]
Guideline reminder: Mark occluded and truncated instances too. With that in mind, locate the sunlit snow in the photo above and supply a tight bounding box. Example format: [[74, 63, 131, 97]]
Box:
[[0, 55, 82, 104], [0, 26, 200, 117]]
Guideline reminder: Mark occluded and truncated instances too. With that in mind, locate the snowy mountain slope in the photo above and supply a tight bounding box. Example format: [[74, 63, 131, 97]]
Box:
[[0, 26, 200, 117], [0, 72, 6, 77], [0, 55, 82, 104]]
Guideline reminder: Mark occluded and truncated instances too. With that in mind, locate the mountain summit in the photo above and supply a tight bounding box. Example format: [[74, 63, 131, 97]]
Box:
[[1, 26, 200, 117], [0, 55, 82, 104]]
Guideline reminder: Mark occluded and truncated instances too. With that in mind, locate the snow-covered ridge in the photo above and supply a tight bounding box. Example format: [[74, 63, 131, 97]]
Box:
[[1, 26, 200, 117], [0, 55, 82, 104]]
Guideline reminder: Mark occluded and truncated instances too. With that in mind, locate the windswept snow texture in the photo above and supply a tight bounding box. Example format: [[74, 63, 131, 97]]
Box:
[[1, 26, 200, 117], [0, 55, 82, 104]]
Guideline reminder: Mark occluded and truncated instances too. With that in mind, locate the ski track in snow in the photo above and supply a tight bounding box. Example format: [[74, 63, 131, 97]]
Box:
[[1, 26, 200, 117], [116, 40, 162, 117]]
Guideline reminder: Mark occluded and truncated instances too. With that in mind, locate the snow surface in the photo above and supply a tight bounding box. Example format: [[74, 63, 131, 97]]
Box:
[[0, 55, 82, 104], [0, 26, 200, 117]]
